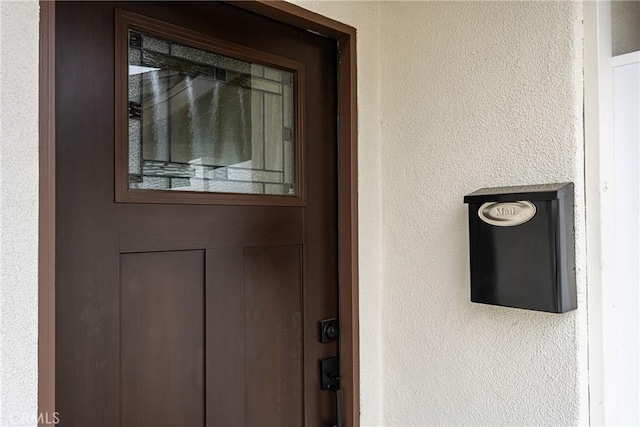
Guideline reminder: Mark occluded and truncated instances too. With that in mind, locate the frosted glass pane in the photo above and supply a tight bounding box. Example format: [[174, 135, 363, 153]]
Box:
[[127, 30, 295, 196], [264, 93, 283, 171], [129, 119, 141, 175], [142, 35, 170, 54], [264, 67, 282, 82]]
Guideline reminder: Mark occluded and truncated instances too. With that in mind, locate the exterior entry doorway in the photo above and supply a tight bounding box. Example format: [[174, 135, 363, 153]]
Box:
[[42, 1, 358, 426]]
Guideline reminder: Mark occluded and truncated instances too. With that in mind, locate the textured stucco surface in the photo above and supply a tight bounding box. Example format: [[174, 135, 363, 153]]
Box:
[[612, 0, 640, 56], [0, 1, 40, 426], [379, 2, 587, 426]]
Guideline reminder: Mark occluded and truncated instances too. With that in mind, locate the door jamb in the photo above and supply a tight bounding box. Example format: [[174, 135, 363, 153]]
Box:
[[38, 1, 359, 426]]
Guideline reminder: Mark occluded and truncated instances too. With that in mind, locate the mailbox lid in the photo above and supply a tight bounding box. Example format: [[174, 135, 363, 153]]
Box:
[[463, 182, 573, 204]]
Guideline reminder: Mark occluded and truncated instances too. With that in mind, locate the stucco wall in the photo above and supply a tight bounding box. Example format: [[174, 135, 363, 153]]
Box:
[[0, 1, 40, 426], [378, 1, 587, 425]]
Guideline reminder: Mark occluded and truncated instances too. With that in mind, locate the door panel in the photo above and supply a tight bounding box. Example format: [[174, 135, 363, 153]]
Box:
[[206, 246, 303, 426], [56, 2, 338, 426], [120, 250, 205, 427], [243, 245, 303, 426]]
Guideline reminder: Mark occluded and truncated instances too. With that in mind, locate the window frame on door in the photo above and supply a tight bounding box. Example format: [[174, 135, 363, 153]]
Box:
[[115, 10, 307, 206]]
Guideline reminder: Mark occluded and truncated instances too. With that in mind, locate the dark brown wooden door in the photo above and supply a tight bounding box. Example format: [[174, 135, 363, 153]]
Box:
[[55, 2, 338, 426]]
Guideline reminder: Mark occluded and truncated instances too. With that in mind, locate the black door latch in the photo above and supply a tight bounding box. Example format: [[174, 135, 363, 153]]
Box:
[[319, 356, 340, 391], [319, 356, 343, 427]]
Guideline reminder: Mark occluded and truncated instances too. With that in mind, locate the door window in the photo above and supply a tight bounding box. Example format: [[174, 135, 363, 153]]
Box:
[[116, 13, 304, 205]]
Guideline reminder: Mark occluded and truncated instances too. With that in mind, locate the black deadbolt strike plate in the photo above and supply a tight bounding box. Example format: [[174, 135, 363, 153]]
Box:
[[319, 356, 340, 391], [318, 318, 338, 343]]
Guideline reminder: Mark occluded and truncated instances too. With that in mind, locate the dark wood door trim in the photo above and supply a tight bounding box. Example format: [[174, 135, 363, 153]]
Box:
[[336, 29, 360, 427], [38, 1, 359, 425], [114, 9, 309, 207], [233, 1, 356, 39]]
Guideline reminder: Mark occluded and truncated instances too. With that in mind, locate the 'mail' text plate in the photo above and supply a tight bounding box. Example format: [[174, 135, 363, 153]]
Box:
[[478, 201, 536, 227]]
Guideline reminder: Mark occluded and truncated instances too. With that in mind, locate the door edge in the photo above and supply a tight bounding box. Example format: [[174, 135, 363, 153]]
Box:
[[38, 2, 56, 425]]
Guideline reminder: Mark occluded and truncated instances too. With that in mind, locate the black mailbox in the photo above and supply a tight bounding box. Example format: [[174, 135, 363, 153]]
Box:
[[463, 183, 576, 313]]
